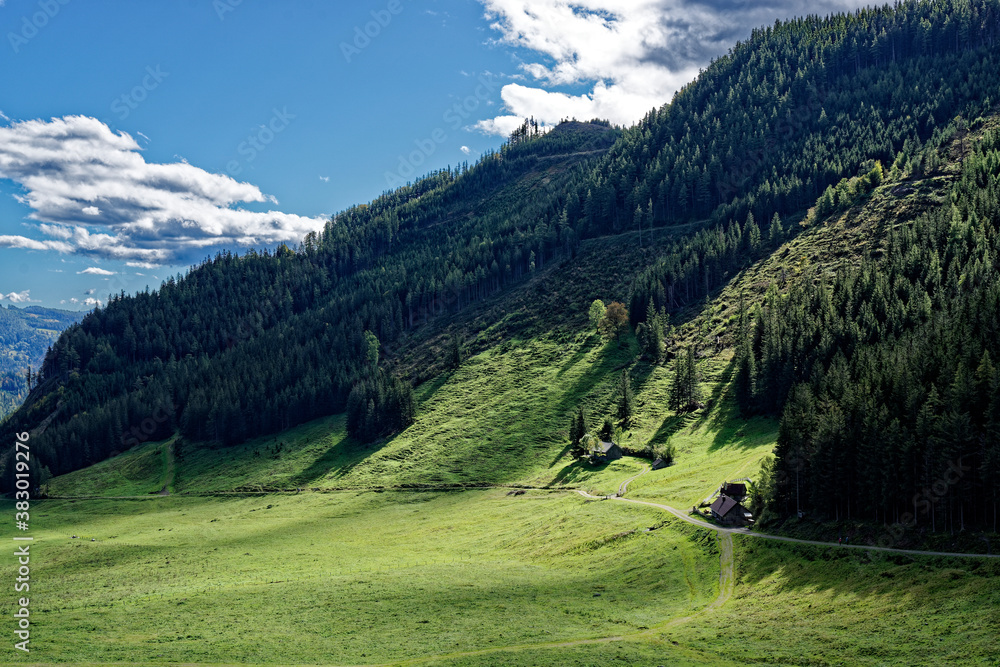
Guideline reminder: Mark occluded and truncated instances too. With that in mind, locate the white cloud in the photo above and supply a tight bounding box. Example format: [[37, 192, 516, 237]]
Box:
[[0, 116, 327, 263], [126, 261, 160, 269], [1, 290, 36, 303], [460, 145, 472, 155], [70, 297, 79, 304], [84, 288, 96, 295], [79, 267, 115, 276], [475, 0, 872, 133], [0, 110, 9, 122], [319, 175, 330, 182], [84, 297, 103, 308], [0, 235, 73, 252]]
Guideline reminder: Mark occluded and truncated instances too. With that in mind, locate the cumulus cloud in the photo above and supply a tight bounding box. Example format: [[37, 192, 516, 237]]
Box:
[[475, 0, 873, 134], [0, 116, 326, 264], [0, 235, 72, 252], [78, 267, 115, 276], [460, 145, 472, 155], [1, 290, 36, 303]]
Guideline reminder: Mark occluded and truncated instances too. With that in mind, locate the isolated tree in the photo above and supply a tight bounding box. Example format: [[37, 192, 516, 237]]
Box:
[[746, 212, 761, 254], [600, 417, 614, 441], [769, 212, 785, 245], [669, 346, 701, 412], [600, 302, 630, 340], [617, 369, 634, 427], [588, 299, 605, 334], [364, 330, 380, 370], [569, 407, 586, 447], [640, 298, 669, 362]]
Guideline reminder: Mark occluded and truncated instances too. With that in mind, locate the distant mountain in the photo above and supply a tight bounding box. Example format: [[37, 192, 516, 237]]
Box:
[[0, 305, 83, 420]]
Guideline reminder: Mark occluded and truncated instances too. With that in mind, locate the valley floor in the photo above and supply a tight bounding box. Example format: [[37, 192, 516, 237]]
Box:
[[12, 325, 1000, 665]]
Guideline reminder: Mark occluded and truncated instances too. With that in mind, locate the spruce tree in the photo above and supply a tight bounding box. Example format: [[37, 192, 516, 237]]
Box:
[[617, 370, 634, 427]]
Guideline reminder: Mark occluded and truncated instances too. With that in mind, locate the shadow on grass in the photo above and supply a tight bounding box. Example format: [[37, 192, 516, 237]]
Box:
[[549, 458, 596, 486], [291, 430, 383, 486], [554, 333, 597, 378], [647, 413, 696, 447], [734, 535, 1000, 603], [693, 359, 736, 431]]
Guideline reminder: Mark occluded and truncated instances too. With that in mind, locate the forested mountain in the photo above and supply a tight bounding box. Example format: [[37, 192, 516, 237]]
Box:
[[743, 125, 1000, 532], [2, 0, 1000, 530], [0, 305, 81, 420]]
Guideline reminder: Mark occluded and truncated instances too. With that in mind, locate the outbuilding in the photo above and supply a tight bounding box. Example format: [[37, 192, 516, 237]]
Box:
[[591, 441, 623, 463]]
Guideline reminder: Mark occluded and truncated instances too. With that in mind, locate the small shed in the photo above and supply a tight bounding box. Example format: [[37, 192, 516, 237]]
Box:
[[591, 441, 623, 463], [720, 482, 748, 502], [710, 495, 751, 526], [651, 457, 667, 471]]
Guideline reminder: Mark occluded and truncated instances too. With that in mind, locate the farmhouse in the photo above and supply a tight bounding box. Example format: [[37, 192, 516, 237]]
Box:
[[710, 495, 752, 526], [591, 441, 623, 463]]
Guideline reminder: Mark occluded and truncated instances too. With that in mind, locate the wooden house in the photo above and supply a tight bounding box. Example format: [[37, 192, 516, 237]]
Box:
[[710, 495, 752, 526], [591, 441, 623, 463]]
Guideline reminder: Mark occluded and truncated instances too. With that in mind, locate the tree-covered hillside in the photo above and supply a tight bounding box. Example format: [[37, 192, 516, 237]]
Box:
[[3, 0, 1000, 506], [0, 121, 618, 486], [746, 124, 1000, 533]]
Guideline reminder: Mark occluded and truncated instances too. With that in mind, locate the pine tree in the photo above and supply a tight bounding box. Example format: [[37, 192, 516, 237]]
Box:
[[769, 212, 785, 245], [617, 370, 634, 427]]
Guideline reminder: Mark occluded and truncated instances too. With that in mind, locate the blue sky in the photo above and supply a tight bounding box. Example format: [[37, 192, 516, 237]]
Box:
[[0, 0, 870, 310]]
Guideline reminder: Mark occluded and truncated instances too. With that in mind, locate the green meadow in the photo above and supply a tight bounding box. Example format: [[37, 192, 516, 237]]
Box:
[[21, 325, 1000, 665], [5, 491, 721, 665]]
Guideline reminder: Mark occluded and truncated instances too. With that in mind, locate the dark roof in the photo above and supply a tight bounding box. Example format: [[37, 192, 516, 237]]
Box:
[[651, 457, 665, 469], [710, 495, 741, 518], [723, 483, 747, 497], [598, 441, 619, 453]]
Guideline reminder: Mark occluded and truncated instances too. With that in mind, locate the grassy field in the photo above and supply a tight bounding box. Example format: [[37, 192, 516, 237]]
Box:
[[2, 490, 722, 665], [673, 536, 1000, 666]]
